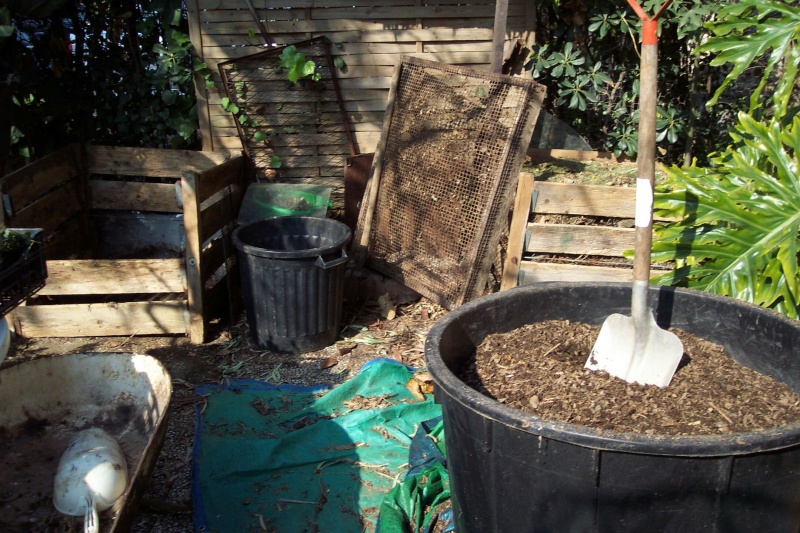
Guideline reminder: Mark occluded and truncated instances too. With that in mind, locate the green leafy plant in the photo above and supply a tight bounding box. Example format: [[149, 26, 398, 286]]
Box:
[[278, 45, 320, 84], [0, 227, 33, 269], [696, 0, 800, 121], [2, 0, 201, 159], [652, 114, 800, 317], [651, 0, 800, 317], [527, 0, 728, 162]]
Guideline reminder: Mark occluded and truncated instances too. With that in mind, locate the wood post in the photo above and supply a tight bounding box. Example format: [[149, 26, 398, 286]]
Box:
[[181, 170, 205, 344], [501, 172, 535, 290]]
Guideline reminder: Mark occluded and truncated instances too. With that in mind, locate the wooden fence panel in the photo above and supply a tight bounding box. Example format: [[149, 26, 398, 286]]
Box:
[[187, 0, 536, 156]]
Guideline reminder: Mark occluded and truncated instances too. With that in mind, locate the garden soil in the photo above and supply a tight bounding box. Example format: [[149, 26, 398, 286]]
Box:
[[462, 320, 800, 436]]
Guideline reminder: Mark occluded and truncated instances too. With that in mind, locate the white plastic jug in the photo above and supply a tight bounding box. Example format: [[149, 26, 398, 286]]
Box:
[[53, 428, 128, 533]]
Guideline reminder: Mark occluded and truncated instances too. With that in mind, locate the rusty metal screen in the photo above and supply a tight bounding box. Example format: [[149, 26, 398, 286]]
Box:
[[354, 56, 545, 309], [218, 38, 355, 188]]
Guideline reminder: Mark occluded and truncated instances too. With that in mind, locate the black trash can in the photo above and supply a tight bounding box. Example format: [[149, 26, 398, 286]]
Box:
[[233, 217, 351, 353]]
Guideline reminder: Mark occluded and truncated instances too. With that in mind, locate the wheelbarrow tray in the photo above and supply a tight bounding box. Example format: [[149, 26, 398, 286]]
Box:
[[0, 352, 172, 531]]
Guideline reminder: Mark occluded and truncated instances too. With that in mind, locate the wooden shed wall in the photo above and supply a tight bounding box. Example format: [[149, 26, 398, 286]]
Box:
[[188, 0, 536, 155]]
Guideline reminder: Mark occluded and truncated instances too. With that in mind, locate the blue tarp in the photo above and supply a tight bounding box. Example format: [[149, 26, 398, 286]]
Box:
[[192, 359, 443, 532]]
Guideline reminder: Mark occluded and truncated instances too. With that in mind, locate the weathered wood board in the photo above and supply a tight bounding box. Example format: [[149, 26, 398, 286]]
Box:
[[13, 301, 188, 337], [38, 259, 185, 295]]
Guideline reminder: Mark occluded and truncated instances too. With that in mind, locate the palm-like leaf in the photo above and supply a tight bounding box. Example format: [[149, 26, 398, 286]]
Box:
[[651, 113, 800, 318], [696, 0, 800, 120]]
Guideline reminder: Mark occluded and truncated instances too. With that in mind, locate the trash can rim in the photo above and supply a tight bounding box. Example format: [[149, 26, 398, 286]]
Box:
[[232, 216, 352, 260]]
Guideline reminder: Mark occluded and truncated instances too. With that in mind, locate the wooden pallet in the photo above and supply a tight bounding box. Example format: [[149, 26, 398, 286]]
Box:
[[1, 144, 252, 342], [501, 174, 670, 290]]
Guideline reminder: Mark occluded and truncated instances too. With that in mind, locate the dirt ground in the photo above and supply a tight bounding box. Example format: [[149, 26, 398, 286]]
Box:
[[1, 269, 442, 532]]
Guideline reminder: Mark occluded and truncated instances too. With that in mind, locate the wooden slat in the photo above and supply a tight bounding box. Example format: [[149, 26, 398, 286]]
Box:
[[9, 180, 84, 230], [38, 259, 185, 296], [213, 136, 245, 150], [211, 130, 380, 145], [201, 33, 519, 60], [198, 0, 507, 10], [181, 171, 205, 344], [208, 110, 352, 128], [519, 262, 633, 284], [203, 19, 397, 35], [500, 172, 534, 291], [86, 145, 233, 178], [1, 144, 83, 214], [207, 49, 482, 68], [527, 148, 618, 163], [194, 155, 247, 205], [533, 181, 636, 218], [208, 4, 510, 19], [199, 191, 235, 245], [12, 301, 187, 337], [89, 181, 181, 213], [188, 0, 215, 150], [526, 223, 634, 257], [337, 74, 394, 89], [202, 24, 495, 41]]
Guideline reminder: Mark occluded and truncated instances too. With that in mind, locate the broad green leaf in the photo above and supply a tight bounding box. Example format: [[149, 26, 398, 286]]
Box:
[[161, 89, 177, 105], [652, 113, 800, 318], [696, 0, 800, 120]]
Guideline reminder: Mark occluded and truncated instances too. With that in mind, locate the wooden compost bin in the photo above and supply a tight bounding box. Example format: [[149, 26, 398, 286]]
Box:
[[0, 144, 253, 343], [501, 165, 672, 290]]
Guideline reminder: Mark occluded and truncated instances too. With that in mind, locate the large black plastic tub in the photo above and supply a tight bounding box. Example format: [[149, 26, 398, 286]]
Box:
[[425, 282, 800, 532], [233, 217, 351, 353]]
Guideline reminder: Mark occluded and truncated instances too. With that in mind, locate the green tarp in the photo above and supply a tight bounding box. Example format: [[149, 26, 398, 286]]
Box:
[[193, 360, 442, 532]]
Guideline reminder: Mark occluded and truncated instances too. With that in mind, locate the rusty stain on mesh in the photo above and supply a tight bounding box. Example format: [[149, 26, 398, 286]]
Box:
[[355, 56, 545, 309], [217, 38, 355, 190]]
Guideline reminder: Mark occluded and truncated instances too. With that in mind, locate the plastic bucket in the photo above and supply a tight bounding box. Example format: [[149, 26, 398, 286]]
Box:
[[233, 217, 351, 353], [425, 282, 800, 532]]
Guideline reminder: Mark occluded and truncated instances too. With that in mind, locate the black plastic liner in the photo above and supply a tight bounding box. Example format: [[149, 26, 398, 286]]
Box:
[[425, 282, 800, 532]]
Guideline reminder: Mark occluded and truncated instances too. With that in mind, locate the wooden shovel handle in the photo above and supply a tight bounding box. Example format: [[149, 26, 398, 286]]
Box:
[[633, 27, 658, 285]]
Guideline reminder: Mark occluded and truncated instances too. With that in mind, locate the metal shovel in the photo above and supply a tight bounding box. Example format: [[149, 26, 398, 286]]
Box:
[[585, 0, 683, 387]]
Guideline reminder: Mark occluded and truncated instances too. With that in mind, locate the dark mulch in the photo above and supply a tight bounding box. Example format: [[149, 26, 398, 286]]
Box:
[[460, 320, 800, 436]]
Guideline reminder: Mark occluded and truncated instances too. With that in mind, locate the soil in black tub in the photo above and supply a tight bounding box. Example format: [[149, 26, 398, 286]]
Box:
[[459, 320, 800, 436]]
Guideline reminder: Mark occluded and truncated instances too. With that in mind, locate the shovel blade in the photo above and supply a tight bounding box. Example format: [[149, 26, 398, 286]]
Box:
[[586, 312, 683, 387]]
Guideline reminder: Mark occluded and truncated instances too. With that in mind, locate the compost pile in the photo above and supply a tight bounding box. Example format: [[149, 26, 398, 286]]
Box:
[[461, 320, 800, 436]]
